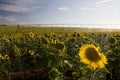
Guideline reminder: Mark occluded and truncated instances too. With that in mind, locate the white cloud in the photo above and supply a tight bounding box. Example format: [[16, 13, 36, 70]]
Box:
[[0, 0, 40, 12], [0, 16, 17, 22], [81, 0, 114, 10], [96, 0, 114, 5], [0, 4, 29, 12], [58, 7, 68, 11], [97, 0, 114, 4], [0, 15, 28, 24]]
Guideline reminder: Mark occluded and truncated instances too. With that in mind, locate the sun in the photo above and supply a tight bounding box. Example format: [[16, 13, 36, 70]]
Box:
[[78, 44, 107, 69]]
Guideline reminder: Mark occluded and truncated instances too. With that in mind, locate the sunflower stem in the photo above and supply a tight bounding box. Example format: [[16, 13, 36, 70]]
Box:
[[90, 68, 99, 80], [59, 50, 63, 79]]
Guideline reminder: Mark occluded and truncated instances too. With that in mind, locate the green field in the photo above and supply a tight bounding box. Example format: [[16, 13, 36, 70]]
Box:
[[0, 25, 120, 80], [0, 25, 120, 33]]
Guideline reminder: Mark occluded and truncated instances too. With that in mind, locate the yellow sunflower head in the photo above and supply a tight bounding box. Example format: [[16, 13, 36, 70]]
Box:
[[2, 34, 10, 42], [28, 50, 35, 55], [78, 44, 107, 69], [0, 54, 4, 60], [4, 54, 9, 60], [29, 32, 34, 38]]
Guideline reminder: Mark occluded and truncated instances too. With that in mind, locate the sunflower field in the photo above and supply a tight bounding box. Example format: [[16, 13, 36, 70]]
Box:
[[0, 25, 120, 80]]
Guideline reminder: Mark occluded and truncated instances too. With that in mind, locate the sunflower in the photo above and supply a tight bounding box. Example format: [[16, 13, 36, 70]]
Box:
[[29, 32, 34, 38], [4, 54, 9, 60], [52, 39, 57, 44], [0, 54, 4, 60], [28, 50, 35, 55], [2, 34, 9, 42], [78, 44, 107, 69]]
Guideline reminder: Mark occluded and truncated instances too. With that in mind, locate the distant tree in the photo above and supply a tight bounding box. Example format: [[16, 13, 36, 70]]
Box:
[[2, 24, 6, 26]]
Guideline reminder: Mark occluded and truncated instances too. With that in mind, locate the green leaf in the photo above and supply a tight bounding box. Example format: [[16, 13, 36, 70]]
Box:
[[101, 67, 110, 74]]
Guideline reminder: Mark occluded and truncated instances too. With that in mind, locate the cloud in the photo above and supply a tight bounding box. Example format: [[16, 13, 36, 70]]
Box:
[[96, 0, 114, 6], [97, 0, 114, 4], [0, 16, 17, 22], [0, 4, 29, 12], [58, 7, 68, 11], [0, 15, 28, 24], [81, 0, 114, 10], [0, 0, 41, 12]]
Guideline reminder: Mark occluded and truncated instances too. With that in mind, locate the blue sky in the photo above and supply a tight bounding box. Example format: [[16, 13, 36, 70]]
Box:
[[0, 0, 120, 26]]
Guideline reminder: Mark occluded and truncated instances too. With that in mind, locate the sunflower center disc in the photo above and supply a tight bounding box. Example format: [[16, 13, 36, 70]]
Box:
[[85, 47, 101, 62]]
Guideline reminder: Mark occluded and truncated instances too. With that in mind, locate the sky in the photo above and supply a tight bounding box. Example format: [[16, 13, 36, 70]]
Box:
[[0, 0, 120, 28]]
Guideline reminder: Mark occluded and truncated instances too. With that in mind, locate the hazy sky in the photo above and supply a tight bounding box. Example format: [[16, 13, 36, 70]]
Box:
[[0, 0, 120, 25]]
